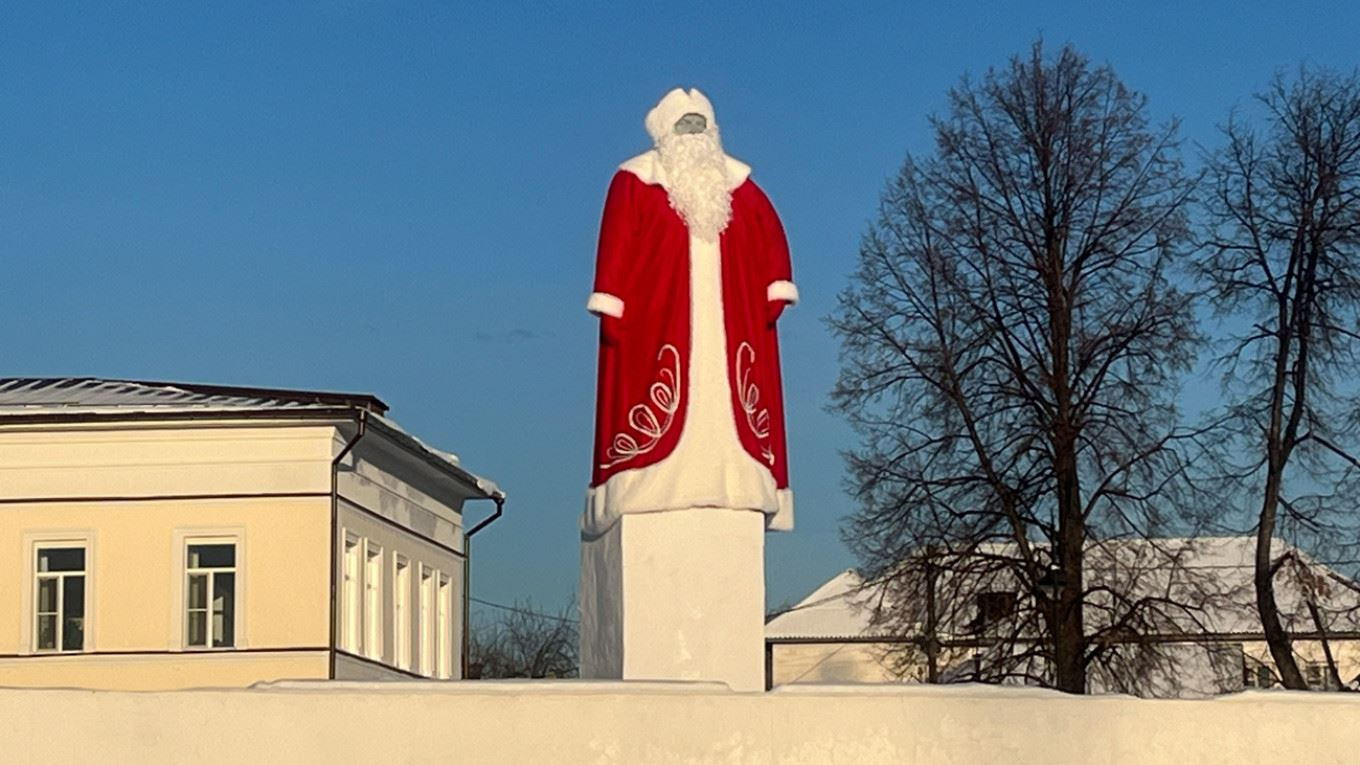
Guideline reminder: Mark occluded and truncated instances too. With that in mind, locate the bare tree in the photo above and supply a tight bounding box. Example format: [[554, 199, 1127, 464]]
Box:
[[830, 42, 1205, 694], [468, 600, 578, 679], [1200, 67, 1360, 689]]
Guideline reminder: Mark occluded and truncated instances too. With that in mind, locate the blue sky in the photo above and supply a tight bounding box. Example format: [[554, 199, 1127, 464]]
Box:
[[3, 1, 1359, 613]]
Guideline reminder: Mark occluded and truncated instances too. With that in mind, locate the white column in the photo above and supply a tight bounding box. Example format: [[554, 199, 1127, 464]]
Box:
[[579, 507, 766, 692]]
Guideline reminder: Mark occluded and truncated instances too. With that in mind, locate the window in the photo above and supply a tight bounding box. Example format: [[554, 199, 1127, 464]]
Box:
[[342, 534, 361, 652], [394, 555, 411, 670], [1243, 660, 1274, 689], [34, 546, 87, 652], [1305, 662, 1335, 690], [364, 542, 383, 660], [419, 565, 435, 676], [971, 591, 1017, 633], [437, 573, 453, 679], [185, 543, 236, 648]]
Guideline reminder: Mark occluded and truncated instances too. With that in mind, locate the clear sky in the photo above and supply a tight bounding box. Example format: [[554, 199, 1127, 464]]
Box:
[[3, 1, 1359, 614]]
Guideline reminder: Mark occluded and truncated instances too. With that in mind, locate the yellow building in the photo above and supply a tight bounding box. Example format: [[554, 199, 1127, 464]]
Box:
[[0, 378, 503, 690]]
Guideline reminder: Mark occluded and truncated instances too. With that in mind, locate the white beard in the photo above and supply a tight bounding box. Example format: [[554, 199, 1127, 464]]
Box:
[[656, 128, 732, 242]]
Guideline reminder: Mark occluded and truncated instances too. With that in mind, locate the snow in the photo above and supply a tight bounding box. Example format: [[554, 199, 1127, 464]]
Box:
[[765, 569, 881, 639], [581, 508, 766, 691], [4, 680, 1358, 764], [370, 412, 504, 500]]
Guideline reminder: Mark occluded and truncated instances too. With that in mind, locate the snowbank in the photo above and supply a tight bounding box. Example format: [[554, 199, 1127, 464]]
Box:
[[0, 680, 1352, 764]]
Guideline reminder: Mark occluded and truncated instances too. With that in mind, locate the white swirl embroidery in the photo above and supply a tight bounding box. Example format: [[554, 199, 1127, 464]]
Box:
[[600, 344, 682, 469], [735, 341, 775, 466]]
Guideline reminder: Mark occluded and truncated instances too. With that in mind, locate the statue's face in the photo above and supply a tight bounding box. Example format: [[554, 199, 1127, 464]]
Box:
[[673, 113, 708, 135]]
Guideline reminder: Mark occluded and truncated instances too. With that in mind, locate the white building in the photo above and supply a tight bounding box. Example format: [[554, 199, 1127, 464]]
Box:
[[766, 537, 1360, 695]]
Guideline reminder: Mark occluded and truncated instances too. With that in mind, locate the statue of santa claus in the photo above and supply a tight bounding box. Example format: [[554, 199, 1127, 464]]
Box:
[[584, 87, 797, 534]]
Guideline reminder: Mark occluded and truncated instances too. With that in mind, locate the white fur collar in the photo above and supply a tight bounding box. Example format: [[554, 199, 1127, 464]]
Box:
[[618, 150, 752, 190]]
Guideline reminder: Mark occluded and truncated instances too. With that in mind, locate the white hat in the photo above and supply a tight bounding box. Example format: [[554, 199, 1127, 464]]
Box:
[[644, 87, 717, 144]]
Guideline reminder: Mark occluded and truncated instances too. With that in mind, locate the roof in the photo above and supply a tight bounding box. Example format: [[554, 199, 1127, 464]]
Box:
[[765, 569, 880, 640], [0, 377, 388, 414], [767, 536, 1360, 641], [0, 378, 502, 500]]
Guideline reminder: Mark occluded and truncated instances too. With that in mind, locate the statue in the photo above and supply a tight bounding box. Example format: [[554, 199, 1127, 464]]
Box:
[[579, 88, 797, 691], [584, 87, 797, 535]]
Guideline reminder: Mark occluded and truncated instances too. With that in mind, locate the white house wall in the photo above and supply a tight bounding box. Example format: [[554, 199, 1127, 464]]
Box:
[[334, 433, 466, 555], [334, 500, 463, 679], [770, 643, 902, 686]]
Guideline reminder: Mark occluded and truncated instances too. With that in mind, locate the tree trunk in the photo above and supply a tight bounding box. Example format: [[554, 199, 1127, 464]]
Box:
[[1255, 471, 1307, 689], [1054, 441, 1086, 694], [1047, 220, 1086, 694], [924, 548, 940, 684]]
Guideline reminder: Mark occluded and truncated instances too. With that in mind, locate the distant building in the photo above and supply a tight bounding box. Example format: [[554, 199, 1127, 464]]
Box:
[[766, 537, 1360, 696], [0, 378, 503, 690]]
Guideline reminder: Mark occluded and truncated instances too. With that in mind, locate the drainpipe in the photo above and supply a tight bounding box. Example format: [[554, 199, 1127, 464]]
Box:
[[328, 410, 368, 679], [462, 495, 504, 678]]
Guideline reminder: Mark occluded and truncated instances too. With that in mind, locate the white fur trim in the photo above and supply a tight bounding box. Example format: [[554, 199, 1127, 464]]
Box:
[[619, 150, 751, 191], [766, 489, 794, 531], [645, 88, 717, 144], [767, 280, 799, 305], [583, 483, 791, 535], [587, 292, 624, 319]]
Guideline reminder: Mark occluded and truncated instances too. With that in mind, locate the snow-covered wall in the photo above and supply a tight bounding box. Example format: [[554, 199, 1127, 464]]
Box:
[[0, 680, 1352, 764]]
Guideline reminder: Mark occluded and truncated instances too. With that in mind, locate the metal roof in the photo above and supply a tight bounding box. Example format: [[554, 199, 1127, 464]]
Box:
[[0, 378, 388, 414], [0, 378, 501, 500]]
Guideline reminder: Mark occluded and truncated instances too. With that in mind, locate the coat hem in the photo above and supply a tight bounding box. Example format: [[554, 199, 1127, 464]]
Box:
[[582, 484, 793, 536]]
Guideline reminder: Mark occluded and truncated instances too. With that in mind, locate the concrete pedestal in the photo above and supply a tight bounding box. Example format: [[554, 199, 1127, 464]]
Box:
[[579, 507, 766, 692]]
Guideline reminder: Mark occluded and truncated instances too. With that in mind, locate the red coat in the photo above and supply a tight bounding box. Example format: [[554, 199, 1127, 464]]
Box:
[[586, 155, 796, 530]]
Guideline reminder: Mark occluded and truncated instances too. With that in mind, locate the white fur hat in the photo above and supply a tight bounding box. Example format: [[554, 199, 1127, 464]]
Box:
[[644, 87, 717, 144]]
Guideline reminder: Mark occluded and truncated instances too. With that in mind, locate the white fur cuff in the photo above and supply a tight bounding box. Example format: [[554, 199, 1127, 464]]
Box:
[[767, 280, 799, 305], [587, 292, 625, 319]]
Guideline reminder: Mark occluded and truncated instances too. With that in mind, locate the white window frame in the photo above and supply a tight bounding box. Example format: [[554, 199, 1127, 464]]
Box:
[[363, 540, 383, 661], [32, 541, 91, 653], [21, 531, 96, 655], [341, 532, 362, 654], [419, 565, 435, 676], [170, 528, 246, 651], [437, 572, 453, 679], [393, 554, 412, 671], [183, 538, 240, 650]]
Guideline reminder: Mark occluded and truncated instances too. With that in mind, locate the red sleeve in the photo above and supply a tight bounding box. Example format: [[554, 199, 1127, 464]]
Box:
[[754, 183, 798, 306], [587, 171, 634, 319]]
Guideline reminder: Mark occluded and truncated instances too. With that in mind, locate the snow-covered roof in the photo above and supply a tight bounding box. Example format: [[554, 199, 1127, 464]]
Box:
[[768, 536, 1360, 640], [766, 570, 879, 640], [0, 377, 503, 500]]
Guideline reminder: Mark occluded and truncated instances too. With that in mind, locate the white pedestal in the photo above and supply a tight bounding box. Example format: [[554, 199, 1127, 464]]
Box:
[[579, 507, 766, 692]]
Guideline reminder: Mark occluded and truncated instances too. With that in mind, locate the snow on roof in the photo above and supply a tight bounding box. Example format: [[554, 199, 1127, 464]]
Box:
[[766, 569, 884, 640], [768, 537, 1360, 640], [369, 412, 504, 500]]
